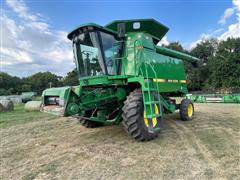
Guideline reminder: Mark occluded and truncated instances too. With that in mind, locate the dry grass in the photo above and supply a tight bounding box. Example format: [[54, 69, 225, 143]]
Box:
[[1, 103, 240, 179]]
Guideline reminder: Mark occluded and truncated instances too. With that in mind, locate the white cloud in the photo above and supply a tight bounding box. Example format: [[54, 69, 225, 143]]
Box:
[[29, 21, 49, 31], [212, 28, 225, 34], [218, 0, 240, 40], [233, 0, 240, 11], [189, 0, 240, 49], [0, 47, 32, 64], [41, 47, 73, 62], [218, 8, 235, 25], [189, 34, 210, 49], [1, 0, 74, 77], [157, 36, 169, 46], [6, 0, 38, 21], [219, 23, 240, 40], [5, 0, 50, 32], [0, 15, 24, 38]]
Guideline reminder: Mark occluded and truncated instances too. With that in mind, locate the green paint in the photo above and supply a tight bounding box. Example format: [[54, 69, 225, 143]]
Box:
[[187, 94, 240, 103], [42, 19, 199, 125]]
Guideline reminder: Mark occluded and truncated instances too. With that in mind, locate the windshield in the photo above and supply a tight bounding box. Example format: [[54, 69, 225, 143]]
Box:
[[99, 32, 119, 75], [73, 31, 118, 77]]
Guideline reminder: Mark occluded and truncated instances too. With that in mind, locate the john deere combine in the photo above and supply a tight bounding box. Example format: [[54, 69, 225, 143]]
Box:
[[42, 19, 199, 141]]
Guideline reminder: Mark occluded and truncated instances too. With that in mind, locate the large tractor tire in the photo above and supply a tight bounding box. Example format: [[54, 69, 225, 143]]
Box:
[[179, 99, 194, 121], [122, 89, 161, 141]]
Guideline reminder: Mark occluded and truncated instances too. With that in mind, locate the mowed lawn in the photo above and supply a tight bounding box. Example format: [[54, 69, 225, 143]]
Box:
[[0, 103, 239, 179]]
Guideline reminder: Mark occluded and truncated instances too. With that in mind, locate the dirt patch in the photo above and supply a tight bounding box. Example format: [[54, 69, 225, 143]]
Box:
[[1, 103, 239, 179]]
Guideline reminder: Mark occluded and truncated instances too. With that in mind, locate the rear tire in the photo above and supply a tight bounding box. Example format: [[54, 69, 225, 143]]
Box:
[[122, 89, 160, 141], [179, 99, 194, 121]]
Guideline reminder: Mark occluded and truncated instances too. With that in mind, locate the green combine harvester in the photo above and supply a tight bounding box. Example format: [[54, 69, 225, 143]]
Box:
[[42, 19, 199, 141]]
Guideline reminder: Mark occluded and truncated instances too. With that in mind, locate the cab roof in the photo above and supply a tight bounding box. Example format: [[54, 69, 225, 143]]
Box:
[[105, 19, 169, 41], [67, 23, 116, 40], [67, 19, 169, 41]]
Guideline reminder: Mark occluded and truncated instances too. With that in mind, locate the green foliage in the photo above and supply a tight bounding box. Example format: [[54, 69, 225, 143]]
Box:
[[62, 69, 78, 86], [191, 39, 218, 62], [0, 69, 79, 95], [208, 38, 240, 89], [23, 72, 63, 94], [0, 72, 22, 95], [164, 41, 185, 52], [187, 39, 217, 91], [0, 72, 63, 95], [189, 37, 240, 91], [163, 38, 239, 91], [21, 84, 31, 92]]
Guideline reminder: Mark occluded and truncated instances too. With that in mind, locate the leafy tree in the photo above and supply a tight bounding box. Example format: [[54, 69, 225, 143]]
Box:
[[21, 84, 32, 92], [0, 72, 22, 95], [191, 39, 218, 62], [63, 69, 78, 86], [164, 41, 185, 52], [208, 38, 240, 89], [24, 72, 63, 94], [188, 39, 218, 91]]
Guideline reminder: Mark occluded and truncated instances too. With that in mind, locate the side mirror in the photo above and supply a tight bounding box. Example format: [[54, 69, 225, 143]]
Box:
[[117, 23, 125, 38]]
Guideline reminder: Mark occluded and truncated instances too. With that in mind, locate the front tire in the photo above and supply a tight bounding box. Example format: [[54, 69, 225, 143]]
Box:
[[179, 99, 194, 121], [122, 89, 160, 141]]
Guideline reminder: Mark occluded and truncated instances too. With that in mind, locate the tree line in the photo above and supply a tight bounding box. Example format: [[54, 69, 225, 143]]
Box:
[[165, 37, 240, 92], [0, 37, 239, 95], [0, 70, 78, 95]]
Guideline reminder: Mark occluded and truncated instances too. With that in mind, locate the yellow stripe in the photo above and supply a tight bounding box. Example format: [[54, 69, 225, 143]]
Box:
[[153, 78, 187, 83], [179, 80, 187, 83], [153, 78, 166, 82]]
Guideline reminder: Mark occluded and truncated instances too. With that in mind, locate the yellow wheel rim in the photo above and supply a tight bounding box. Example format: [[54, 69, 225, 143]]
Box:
[[187, 104, 193, 117], [144, 104, 158, 127]]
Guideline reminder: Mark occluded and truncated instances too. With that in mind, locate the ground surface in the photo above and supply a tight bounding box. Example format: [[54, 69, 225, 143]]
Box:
[[1, 103, 239, 180]]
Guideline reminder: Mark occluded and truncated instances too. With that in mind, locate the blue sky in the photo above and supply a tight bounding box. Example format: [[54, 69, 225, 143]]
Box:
[[1, 0, 240, 77]]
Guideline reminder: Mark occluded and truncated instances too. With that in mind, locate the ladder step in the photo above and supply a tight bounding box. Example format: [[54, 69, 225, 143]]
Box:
[[145, 101, 160, 105], [145, 114, 161, 118], [143, 88, 157, 92]]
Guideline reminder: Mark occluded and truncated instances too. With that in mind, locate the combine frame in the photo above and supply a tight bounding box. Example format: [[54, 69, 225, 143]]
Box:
[[42, 19, 200, 141]]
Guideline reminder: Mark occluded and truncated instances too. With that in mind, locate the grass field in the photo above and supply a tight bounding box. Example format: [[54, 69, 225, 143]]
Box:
[[1, 103, 239, 179]]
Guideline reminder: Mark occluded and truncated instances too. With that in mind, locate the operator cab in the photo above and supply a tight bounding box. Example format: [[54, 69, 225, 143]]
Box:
[[68, 25, 121, 78]]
